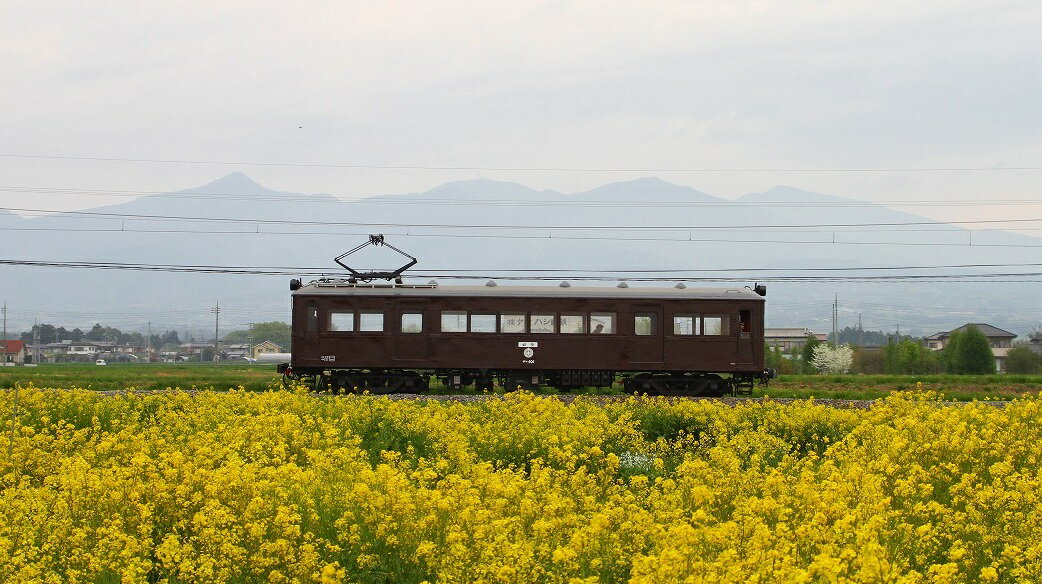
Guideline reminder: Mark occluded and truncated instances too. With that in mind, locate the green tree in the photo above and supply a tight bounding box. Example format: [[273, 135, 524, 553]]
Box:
[[223, 321, 291, 350], [1005, 346, 1041, 374], [852, 346, 885, 374], [764, 343, 782, 370], [943, 326, 995, 374], [883, 339, 939, 374], [800, 335, 822, 374]]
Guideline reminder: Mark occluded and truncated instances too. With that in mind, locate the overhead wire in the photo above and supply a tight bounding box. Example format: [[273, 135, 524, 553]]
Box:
[[7, 258, 1042, 283], [8, 184, 1042, 209], [4, 205, 1042, 231], [3, 152, 1042, 173]]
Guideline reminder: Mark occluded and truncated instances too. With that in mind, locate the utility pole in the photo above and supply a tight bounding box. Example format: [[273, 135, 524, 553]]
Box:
[[33, 318, 40, 364], [832, 294, 838, 347], [1, 302, 6, 364], [147, 321, 152, 363], [858, 313, 864, 346], [248, 322, 254, 362], [212, 302, 221, 363]]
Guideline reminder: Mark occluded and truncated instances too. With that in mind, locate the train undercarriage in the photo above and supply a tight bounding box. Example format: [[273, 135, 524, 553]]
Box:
[[280, 365, 773, 397]]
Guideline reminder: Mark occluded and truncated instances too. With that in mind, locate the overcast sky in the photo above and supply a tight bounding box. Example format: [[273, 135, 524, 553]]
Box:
[[3, 1, 1042, 223]]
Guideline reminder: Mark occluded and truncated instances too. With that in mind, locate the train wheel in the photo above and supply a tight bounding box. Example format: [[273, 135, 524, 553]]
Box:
[[367, 375, 403, 395], [313, 373, 331, 394], [704, 374, 727, 396]]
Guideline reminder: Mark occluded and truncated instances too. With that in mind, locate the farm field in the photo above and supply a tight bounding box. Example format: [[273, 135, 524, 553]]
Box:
[[3, 364, 1042, 400], [0, 363, 278, 393], [2, 387, 1040, 583]]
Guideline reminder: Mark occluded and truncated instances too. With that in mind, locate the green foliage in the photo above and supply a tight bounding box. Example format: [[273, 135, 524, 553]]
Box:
[[800, 335, 821, 372], [852, 347, 885, 374], [0, 362, 278, 392], [20, 323, 180, 347], [223, 321, 291, 350], [1005, 346, 1041, 374], [942, 326, 996, 374], [882, 339, 939, 374]]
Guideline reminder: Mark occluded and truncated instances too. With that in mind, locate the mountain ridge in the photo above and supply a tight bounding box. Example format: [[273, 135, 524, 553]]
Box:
[[0, 173, 1038, 337]]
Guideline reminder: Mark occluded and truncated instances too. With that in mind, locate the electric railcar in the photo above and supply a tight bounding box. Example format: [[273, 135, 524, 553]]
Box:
[[281, 278, 773, 396]]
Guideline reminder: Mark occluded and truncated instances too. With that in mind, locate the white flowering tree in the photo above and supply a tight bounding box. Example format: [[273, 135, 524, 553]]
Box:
[[812, 344, 853, 374]]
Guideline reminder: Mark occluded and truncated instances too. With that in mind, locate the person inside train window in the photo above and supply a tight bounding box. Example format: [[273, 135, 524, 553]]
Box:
[[358, 311, 383, 332], [441, 311, 467, 332], [307, 303, 319, 332], [703, 315, 729, 335], [530, 314, 555, 333], [590, 313, 615, 334], [560, 314, 585, 334], [739, 310, 750, 333], [471, 314, 496, 333], [328, 311, 354, 332], [673, 315, 696, 335], [634, 313, 656, 336], [500, 313, 526, 333], [401, 312, 422, 333]]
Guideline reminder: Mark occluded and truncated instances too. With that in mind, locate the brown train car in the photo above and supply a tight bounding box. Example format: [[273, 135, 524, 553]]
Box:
[[283, 279, 773, 395]]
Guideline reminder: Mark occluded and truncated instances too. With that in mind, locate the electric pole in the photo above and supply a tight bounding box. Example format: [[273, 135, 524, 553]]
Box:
[[33, 318, 40, 364], [2, 302, 7, 364], [858, 313, 863, 346], [832, 294, 838, 347], [212, 302, 221, 364], [147, 321, 152, 363], [248, 322, 254, 362]]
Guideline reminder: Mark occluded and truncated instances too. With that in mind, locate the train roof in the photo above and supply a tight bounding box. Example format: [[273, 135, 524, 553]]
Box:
[[292, 279, 766, 301]]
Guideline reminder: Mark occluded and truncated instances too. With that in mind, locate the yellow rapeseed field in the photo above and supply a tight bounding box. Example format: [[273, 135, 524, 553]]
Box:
[[1, 387, 1040, 583]]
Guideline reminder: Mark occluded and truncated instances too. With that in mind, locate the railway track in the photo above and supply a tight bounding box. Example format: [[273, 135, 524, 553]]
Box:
[[76, 388, 1011, 408]]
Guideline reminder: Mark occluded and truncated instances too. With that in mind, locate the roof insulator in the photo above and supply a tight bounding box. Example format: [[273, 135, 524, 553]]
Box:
[[427, 280, 438, 286], [485, 280, 498, 287], [559, 281, 571, 287], [617, 281, 629, 288], [674, 282, 687, 289]]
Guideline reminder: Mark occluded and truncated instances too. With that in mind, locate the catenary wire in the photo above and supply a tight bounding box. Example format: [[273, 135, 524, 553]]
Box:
[[7, 258, 1042, 283], [7, 225, 1042, 248], [4, 205, 1042, 231]]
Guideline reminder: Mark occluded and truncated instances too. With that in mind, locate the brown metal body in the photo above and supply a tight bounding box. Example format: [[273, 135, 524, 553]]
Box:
[[290, 282, 765, 376]]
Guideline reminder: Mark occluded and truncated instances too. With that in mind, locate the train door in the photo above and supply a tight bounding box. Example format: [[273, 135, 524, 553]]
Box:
[[630, 307, 664, 363], [736, 308, 754, 364], [393, 301, 428, 361]]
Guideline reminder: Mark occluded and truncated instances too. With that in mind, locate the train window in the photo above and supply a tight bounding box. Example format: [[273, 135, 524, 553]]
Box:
[[471, 314, 497, 333], [530, 314, 555, 334], [328, 311, 354, 332], [673, 315, 697, 336], [590, 313, 615, 334], [307, 303, 319, 332], [634, 313, 657, 336], [441, 311, 467, 333], [401, 312, 423, 333], [739, 310, 750, 334], [359, 311, 384, 332], [702, 315, 729, 336], [500, 313, 526, 333], [560, 314, 586, 334]]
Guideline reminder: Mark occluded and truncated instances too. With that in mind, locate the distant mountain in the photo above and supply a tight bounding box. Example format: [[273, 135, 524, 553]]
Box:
[[0, 174, 1039, 339]]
